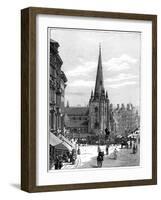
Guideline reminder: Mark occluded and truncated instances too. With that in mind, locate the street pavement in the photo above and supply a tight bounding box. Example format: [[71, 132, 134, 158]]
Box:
[[61, 144, 140, 170]]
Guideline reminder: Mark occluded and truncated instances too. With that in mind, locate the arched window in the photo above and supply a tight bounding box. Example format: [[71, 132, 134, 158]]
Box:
[[94, 122, 99, 128], [95, 107, 98, 112]]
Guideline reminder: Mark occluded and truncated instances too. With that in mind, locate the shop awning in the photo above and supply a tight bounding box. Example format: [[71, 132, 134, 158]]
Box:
[[55, 141, 73, 151], [50, 133, 73, 151], [128, 133, 139, 138], [50, 132, 62, 146], [59, 135, 74, 148]]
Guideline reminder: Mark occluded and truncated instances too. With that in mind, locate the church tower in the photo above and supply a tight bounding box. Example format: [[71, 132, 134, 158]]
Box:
[[89, 45, 110, 135]]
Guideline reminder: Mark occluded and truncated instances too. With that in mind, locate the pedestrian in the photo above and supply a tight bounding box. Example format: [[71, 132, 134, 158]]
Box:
[[97, 151, 104, 167], [113, 147, 118, 159], [105, 128, 110, 140], [130, 140, 132, 149], [134, 141, 138, 153], [58, 155, 63, 169], [63, 153, 68, 162], [132, 141, 137, 154], [77, 147, 81, 155], [54, 156, 59, 170], [106, 143, 109, 155]]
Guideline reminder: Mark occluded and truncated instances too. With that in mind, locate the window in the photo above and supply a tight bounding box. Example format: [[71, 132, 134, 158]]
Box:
[[94, 122, 99, 128], [95, 107, 98, 112]]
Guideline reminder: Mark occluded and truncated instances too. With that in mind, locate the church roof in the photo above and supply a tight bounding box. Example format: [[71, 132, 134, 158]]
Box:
[[64, 107, 89, 128], [64, 107, 89, 116], [65, 120, 88, 128]]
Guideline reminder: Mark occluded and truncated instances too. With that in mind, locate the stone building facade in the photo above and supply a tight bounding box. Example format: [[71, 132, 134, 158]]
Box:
[[88, 46, 111, 135], [49, 39, 67, 134]]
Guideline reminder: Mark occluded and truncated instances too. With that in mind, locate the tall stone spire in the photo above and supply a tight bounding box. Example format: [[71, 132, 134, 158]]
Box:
[[94, 44, 104, 99], [66, 100, 69, 108], [91, 90, 94, 98]]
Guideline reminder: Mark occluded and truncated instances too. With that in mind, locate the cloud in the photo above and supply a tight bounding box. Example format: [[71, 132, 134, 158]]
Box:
[[66, 61, 96, 77], [68, 80, 95, 87], [105, 73, 138, 83], [66, 91, 88, 96], [108, 81, 137, 89], [104, 54, 138, 72]]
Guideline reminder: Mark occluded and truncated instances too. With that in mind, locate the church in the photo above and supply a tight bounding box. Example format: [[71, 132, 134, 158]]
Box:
[[64, 46, 116, 139]]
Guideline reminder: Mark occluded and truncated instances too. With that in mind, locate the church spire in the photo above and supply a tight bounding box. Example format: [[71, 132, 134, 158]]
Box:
[[66, 100, 69, 108], [94, 44, 104, 99], [91, 89, 94, 98]]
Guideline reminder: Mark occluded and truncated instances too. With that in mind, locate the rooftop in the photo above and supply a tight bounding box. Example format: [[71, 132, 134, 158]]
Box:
[[64, 107, 89, 116]]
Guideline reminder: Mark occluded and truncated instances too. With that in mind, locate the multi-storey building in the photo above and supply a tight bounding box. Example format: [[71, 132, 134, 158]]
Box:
[[113, 103, 140, 136], [49, 39, 67, 134]]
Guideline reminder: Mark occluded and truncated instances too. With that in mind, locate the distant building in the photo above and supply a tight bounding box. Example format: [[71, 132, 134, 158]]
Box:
[[49, 39, 67, 134], [113, 103, 140, 136]]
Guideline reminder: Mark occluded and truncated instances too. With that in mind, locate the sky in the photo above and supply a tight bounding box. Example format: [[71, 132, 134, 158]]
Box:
[[50, 28, 141, 108]]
